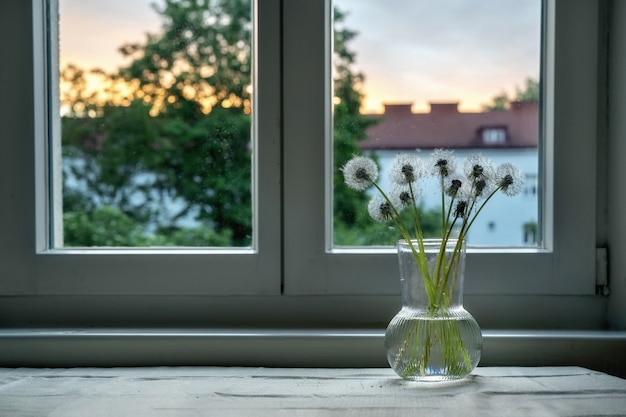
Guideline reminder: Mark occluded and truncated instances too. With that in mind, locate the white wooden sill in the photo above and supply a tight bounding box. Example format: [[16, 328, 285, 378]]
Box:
[[0, 366, 625, 416]]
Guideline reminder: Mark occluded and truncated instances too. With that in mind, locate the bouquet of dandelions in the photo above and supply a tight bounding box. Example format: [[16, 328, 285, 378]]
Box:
[[341, 149, 525, 378]]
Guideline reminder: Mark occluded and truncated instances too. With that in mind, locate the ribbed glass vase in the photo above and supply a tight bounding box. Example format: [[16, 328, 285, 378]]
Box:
[[385, 239, 482, 381]]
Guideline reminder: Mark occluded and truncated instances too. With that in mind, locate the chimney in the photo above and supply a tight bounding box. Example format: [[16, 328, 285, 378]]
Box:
[[383, 103, 413, 117], [429, 102, 459, 115]]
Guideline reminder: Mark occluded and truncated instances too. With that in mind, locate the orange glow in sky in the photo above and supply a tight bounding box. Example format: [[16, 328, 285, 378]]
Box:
[[59, 0, 160, 72], [59, 0, 541, 115]]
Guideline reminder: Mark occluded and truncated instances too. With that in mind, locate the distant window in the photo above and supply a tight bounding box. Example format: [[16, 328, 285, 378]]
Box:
[[482, 127, 507, 145], [524, 174, 538, 197]]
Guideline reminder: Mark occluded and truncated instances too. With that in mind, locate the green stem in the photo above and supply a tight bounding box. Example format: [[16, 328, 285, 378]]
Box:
[[440, 175, 446, 236], [432, 193, 460, 306], [408, 182, 424, 243], [371, 181, 434, 298], [434, 217, 461, 306]]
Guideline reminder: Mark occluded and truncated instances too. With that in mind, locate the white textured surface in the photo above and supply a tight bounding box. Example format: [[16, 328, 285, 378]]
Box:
[[0, 367, 625, 416]]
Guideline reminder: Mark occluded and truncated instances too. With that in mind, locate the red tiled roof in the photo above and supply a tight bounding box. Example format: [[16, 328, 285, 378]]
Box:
[[358, 101, 538, 150]]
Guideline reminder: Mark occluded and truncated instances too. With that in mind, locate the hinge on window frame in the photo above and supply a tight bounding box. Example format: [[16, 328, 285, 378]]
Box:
[[595, 247, 609, 296]]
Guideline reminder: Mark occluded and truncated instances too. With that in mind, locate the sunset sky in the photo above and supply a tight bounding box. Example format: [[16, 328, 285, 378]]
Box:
[[59, 0, 541, 114]]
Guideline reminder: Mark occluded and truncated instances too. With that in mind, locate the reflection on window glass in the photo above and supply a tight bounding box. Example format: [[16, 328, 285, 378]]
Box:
[[333, 0, 541, 247], [56, 0, 253, 248]]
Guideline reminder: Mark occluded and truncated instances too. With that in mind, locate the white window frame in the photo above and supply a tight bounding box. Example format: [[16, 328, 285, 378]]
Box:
[[0, 0, 282, 297], [284, 0, 599, 299], [0, 0, 603, 330]]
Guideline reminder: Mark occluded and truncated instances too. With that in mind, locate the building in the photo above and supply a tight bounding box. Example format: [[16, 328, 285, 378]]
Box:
[[358, 101, 539, 246]]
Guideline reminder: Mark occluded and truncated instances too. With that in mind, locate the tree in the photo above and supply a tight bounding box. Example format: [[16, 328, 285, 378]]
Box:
[[61, 1, 374, 247], [514, 77, 540, 102], [331, 9, 387, 245], [62, 0, 253, 246], [118, 0, 252, 116], [482, 77, 539, 111]]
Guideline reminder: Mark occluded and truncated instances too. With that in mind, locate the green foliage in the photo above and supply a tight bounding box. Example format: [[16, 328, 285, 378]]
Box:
[[482, 77, 539, 111], [482, 93, 510, 111], [62, 103, 252, 245], [333, 8, 365, 115], [331, 10, 380, 245], [63, 205, 155, 247], [335, 206, 442, 246], [60, 1, 436, 247], [332, 105, 377, 228], [515, 77, 540, 102], [62, 0, 253, 247], [63, 205, 232, 247], [161, 225, 233, 247], [159, 108, 252, 243], [119, 0, 252, 115]]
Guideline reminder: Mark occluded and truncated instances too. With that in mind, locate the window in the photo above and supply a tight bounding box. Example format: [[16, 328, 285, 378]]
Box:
[[56, 0, 256, 249], [284, 0, 598, 300], [482, 127, 508, 145], [0, 0, 602, 331], [331, 1, 540, 248], [3, 0, 282, 297]]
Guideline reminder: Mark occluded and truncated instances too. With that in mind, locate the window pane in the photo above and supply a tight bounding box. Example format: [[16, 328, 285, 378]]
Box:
[[333, 0, 541, 247], [55, 0, 253, 248]]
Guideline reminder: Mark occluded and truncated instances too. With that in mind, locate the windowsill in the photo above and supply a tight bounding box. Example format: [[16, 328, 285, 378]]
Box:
[[1, 366, 625, 416], [1, 328, 625, 378]]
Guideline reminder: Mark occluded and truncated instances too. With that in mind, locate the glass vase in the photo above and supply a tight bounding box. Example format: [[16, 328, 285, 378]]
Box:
[[385, 238, 482, 381]]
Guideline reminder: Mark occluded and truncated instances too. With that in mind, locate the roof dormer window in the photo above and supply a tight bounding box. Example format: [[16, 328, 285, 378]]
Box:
[[482, 127, 507, 145]]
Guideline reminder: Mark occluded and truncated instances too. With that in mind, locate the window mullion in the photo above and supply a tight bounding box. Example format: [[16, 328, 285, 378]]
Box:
[[283, 0, 331, 294]]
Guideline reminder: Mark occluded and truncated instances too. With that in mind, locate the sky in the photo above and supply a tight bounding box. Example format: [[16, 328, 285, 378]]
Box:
[[59, 0, 541, 114], [59, 0, 161, 71]]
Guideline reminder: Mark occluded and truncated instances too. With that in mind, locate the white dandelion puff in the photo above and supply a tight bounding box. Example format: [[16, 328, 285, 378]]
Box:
[[445, 179, 463, 198], [341, 156, 378, 191], [463, 154, 496, 183], [496, 162, 525, 196], [368, 196, 394, 222], [457, 176, 492, 200], [389, 184, 415, 210], [389, 153, 424, 185], [429, 149, 457, 178]]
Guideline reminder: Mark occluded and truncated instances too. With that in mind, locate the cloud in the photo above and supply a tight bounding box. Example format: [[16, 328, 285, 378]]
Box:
[[59, 0, 541, 112], [335, 0, 542, 112]]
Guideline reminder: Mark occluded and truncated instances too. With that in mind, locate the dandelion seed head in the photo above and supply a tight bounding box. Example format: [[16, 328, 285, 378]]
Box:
[[454, 200, 468, 218], [446, 179, 462, 197], [497, 162, 525, 196], [390, 153, 424, 185], [463, 154, 496, 199], [464, 154, 496, 183], [390, 184, 415, 210], [474, 179, 488, 197], [341, 156, 378, 191], [399, 191, 412, 205], [457, 182, 475, 201], [429, 149, 457, 178], [368, 196, 394, 222]]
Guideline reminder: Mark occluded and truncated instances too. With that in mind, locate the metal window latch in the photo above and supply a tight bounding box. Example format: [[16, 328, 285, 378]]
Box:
[[595, 247, 609, 296]]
